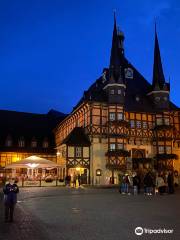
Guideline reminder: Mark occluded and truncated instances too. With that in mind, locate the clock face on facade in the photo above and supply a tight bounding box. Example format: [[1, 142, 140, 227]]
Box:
[[125, 68, 133, 79]]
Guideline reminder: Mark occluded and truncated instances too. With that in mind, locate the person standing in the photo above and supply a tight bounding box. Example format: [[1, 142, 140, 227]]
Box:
[[143, 172, 154, 195], [156, 173, 166, 195], [167, 170, 174, 194], [3, 178, 19, 222], [132, 173, 139, 195]]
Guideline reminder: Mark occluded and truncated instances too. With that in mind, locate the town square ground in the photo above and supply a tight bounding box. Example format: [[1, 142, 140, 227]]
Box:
[[0, 187, 180, 240]]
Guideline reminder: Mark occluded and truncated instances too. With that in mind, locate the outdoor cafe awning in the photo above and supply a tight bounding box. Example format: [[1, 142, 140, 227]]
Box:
[[5, 155, 61, 169]]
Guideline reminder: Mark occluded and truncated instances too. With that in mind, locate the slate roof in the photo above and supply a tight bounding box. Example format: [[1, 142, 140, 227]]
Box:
[[62, 127, 91, 146], [0, 109, 66, 152], [72, 19, 178, 113]]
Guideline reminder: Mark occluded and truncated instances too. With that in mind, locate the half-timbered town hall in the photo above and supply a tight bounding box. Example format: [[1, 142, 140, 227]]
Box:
[[55, 16, 180, 185]]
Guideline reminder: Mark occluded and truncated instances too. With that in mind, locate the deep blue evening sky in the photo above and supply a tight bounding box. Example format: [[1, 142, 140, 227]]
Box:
[[0, 0, 180, 114]]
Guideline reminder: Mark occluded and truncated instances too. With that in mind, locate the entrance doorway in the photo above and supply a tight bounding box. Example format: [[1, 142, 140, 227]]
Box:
[[68, 167, 89, 184]]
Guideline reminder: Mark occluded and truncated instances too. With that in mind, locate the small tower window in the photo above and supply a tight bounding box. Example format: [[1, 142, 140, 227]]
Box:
[[118, 89, 121, 95], [110, 89, 115, 95], [155, 97, 160, 102], [125, 68, 133, 79]]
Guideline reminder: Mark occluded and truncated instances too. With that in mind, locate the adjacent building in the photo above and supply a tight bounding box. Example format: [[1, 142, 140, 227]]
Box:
[[55, 16, 180, 185], [0, 109, 66, 177]]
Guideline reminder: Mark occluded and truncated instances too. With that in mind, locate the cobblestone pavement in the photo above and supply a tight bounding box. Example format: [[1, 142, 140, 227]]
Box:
[[0, 186, 180, 240]]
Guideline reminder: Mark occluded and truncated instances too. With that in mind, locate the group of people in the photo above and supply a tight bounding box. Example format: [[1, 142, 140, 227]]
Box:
[[119, 170, 179, 195], [65, 174, 81, 187]]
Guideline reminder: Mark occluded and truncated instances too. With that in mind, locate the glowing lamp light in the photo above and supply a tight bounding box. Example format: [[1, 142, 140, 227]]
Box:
[[57, 151, 60, 156], [26, 163, 39, 168], [76, 167, 81, 171]]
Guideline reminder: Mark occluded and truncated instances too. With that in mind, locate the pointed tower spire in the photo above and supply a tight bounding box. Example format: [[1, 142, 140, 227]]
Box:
[[109, 12, 124, 68], [152, 24, 165, 90]]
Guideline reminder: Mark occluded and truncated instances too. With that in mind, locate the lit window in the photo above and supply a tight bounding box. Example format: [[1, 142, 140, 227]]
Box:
[[142, 121, 147, 129], [125, 68, 133, 79], [164, 118, 170, 125], [130, 120, 135, 128], [43, 141, 49, 148], [110, 89, 115, 94], [109, 113, 115, 121], [136, 121, 141, 128], [156, 118, 163, 125], [166, 146, 171, 153], [117, 112, 123, 120], [118, 89, 121, 95], [110, 143, 116, 151], [75, 147, 81, 157], [158, 146, 164, 154]]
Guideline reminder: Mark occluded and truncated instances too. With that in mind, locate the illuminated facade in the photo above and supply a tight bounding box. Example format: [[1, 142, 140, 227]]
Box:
[[55, 17, 180, 185]]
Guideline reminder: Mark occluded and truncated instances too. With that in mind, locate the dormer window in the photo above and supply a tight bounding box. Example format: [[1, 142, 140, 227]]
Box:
[[43, 140, 49, 148], [125, 68, 133, 79], [31, 140, 37, 148], [110, 89, 114, 95], [6, 136, 12, 147], [18, 137, 25, 147]]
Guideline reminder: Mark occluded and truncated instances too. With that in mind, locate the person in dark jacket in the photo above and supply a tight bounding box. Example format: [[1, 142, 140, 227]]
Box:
[[167, 170, 174, 194], [3, 178, 19, 222], [132, 173, 140, 195], [143, 172, 154, 195]]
